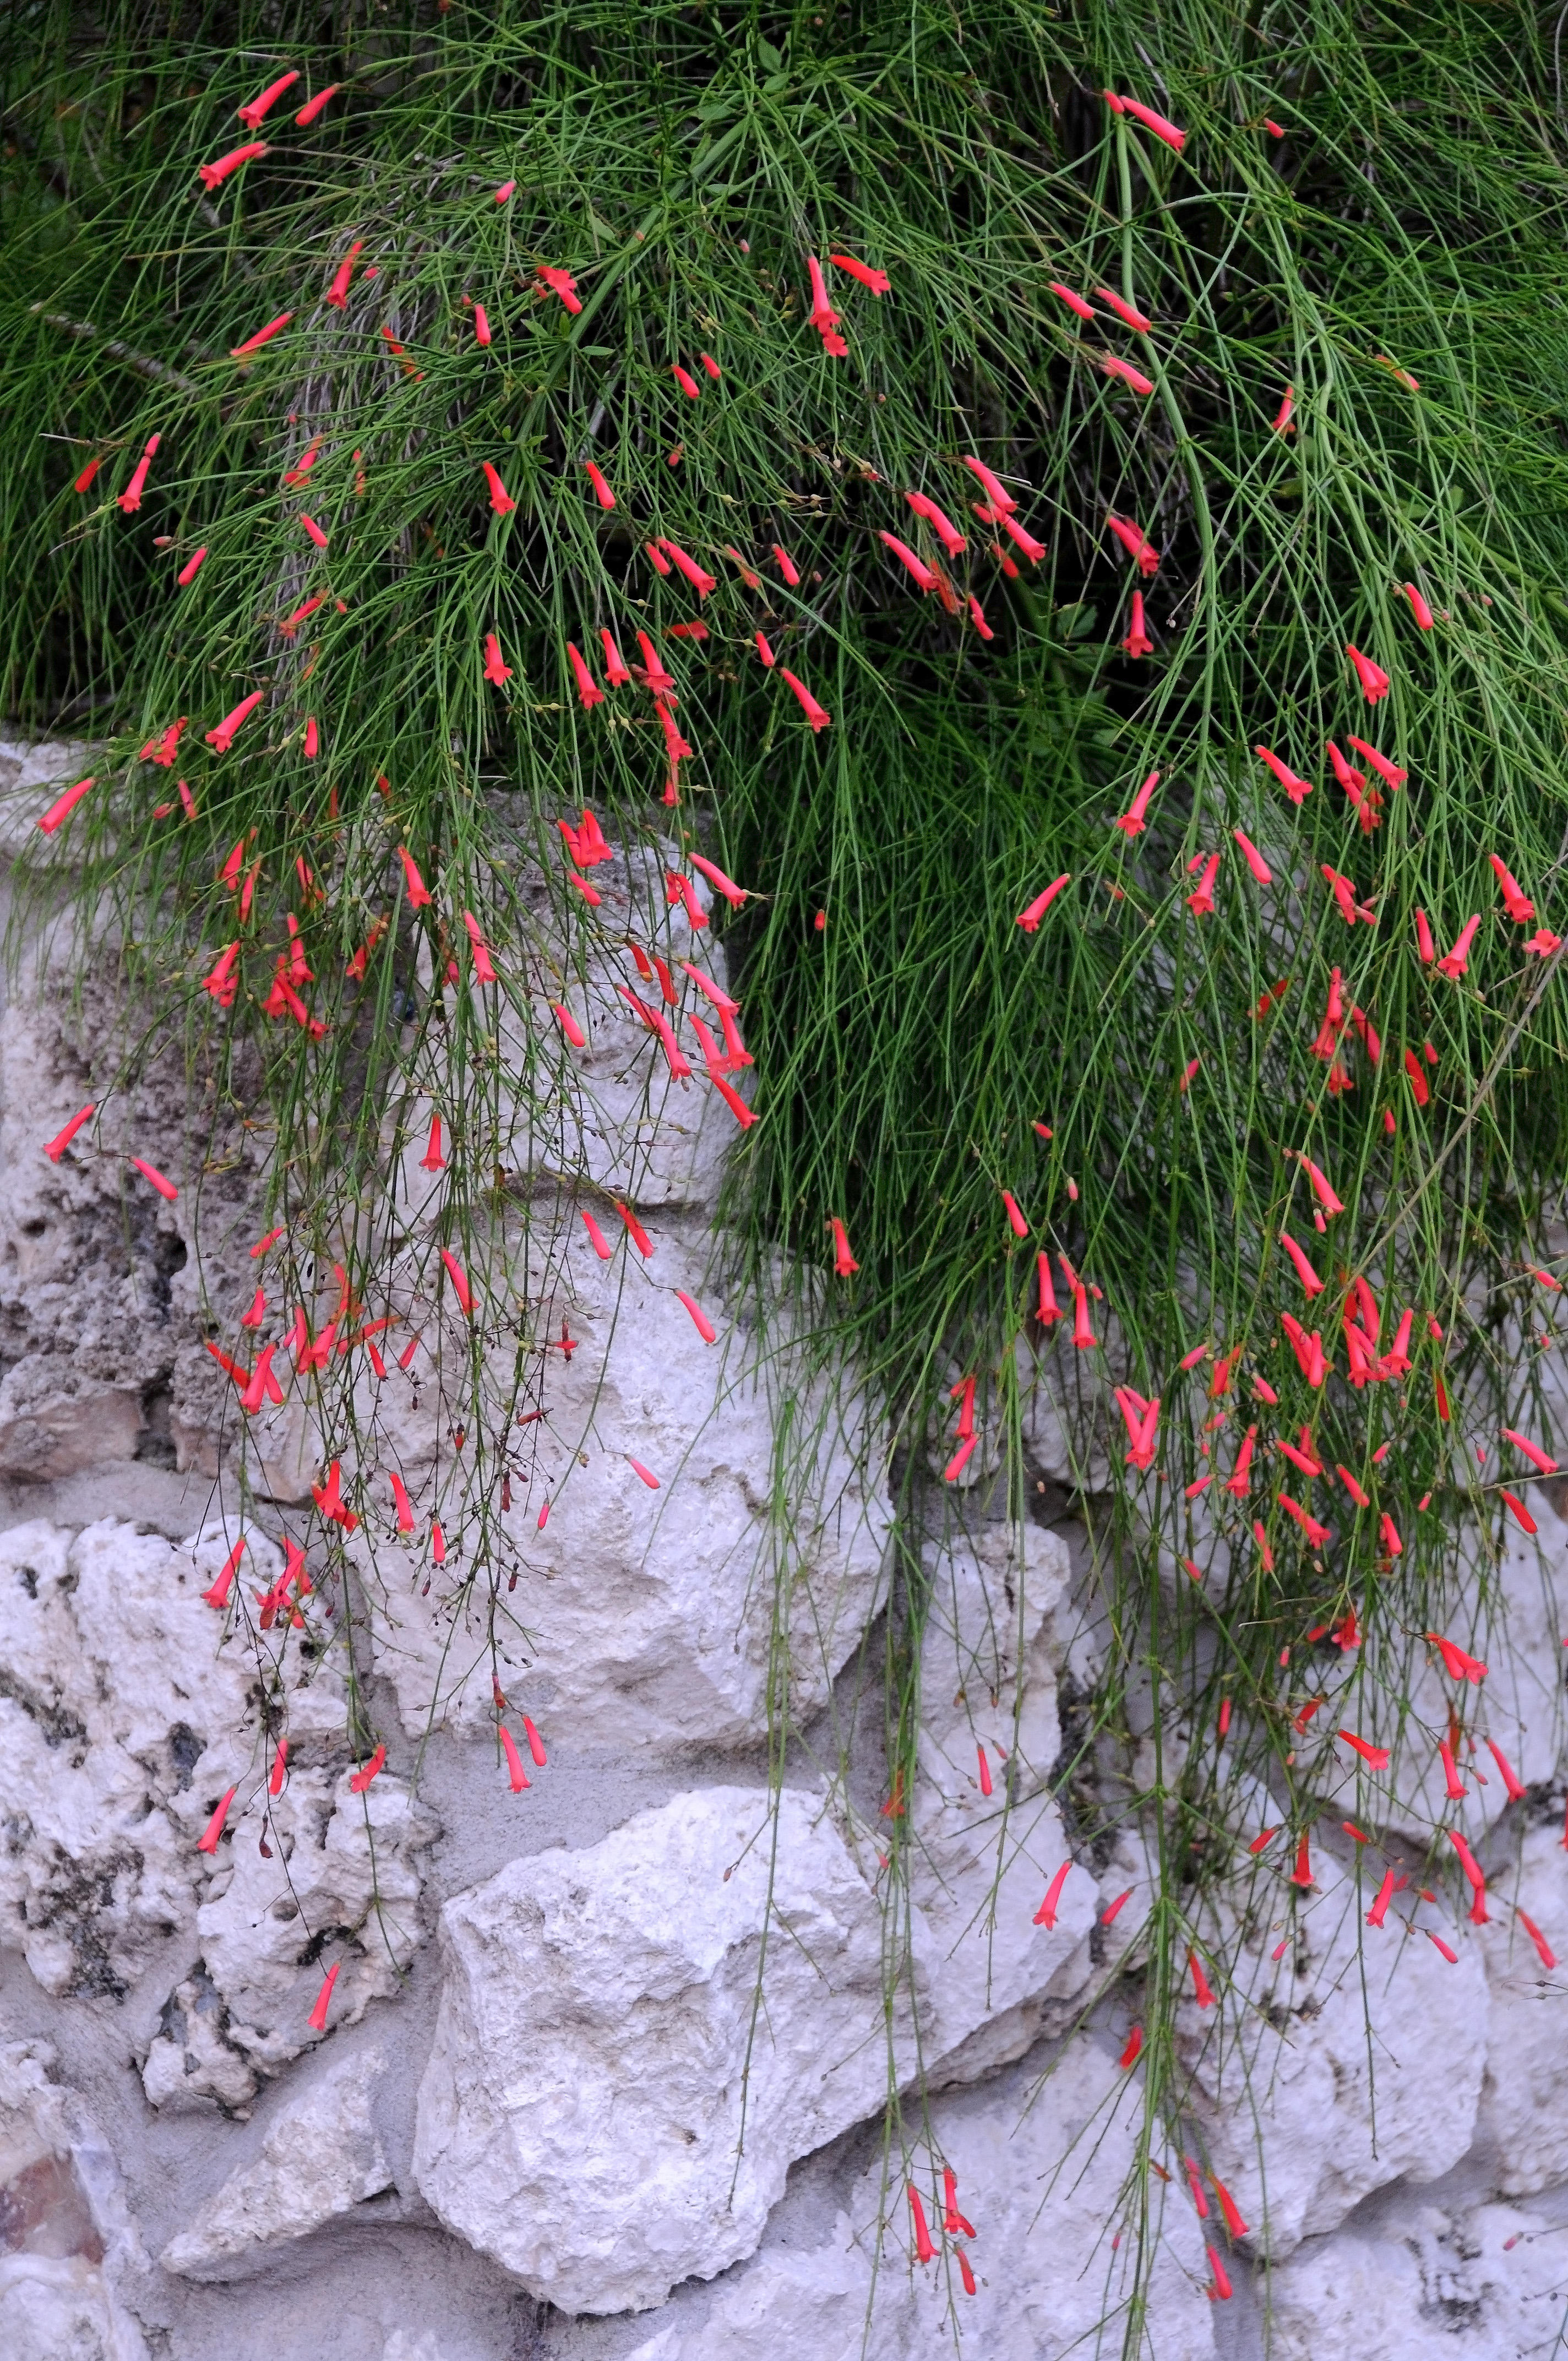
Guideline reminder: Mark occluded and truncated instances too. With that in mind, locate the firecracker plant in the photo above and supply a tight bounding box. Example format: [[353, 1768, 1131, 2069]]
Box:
[[7, 0, 1568, 2340]]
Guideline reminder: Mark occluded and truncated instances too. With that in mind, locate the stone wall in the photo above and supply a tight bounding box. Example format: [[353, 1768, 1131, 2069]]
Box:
[[2, 741, 1567, 2361]]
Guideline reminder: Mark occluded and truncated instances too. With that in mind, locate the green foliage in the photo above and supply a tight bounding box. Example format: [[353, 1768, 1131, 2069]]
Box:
[[6, 0, 1568, 2318]]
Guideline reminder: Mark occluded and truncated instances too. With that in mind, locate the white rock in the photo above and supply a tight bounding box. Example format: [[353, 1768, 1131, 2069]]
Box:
[[161, 2042, 394, 2280], [1180, 1852, 1488, 2257], [910, 1521, 1099, 2082], [0, 1512, 428, 2109], [624, 2037, 1215, 2361], [489, 832, 739, 1210], [413, 1786, 906, 2312], [1477, 1820, 1568, 2194], [356, 1213, 891, 1753], [1268, 2197, 1568, 2361], [0, 2038, 148, 2361]]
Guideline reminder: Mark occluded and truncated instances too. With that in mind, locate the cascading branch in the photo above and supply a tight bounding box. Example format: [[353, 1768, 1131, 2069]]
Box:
[[9, 0, 1568, 2323]]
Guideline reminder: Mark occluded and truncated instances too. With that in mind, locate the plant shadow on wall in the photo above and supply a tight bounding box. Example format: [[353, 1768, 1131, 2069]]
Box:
[[5, 0, 1568, 2348]]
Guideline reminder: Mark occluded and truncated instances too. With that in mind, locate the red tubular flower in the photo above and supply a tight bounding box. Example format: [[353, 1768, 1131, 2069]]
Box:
[[1016, 874, 1071, 931], [302, 717, 319, 760], [1338, 1728, 1391, 1770], [1121, 591, 1153, 659], [279, 592, 323, 637], [295, 85, 340, 127], [878, 530, 940, 593], [1278, 1492, 1330, 1547], [827, 1217, 859, 1277], [1232, 831, 1274, 884], [73, 455, 102, 494], [494, 179, 516, 203], [1106, 512, 1159, 575], [389, 1472, 416, 1532], [1296, 1150, 1345, 1216], [1380, 1513, 1403, 1556], [197, 141, 268, 193], [778, 669, 831, 731], [999, 1188, 1029, 1238], [349, 1744, 385, 1794], [37, 776, 95, 834], [1346, 737, 1406, 790], [1119, 2023, 1144, 2068], [581, 458, 616, 509], [967, 595, 994, 643], [1438, 915, 1482, 979], [197, 1787, 237, 1853], [1488, 854, 1536, 924], [1255, 744, 1313, 803], [1336, 1463, 1371, 1508], [658, 539, 718, 597], [203, 942, 241, 1007], [1096, 286, 1153, 334], [324, 241, 364, 307], [960, 454, 1019, 514], [771, 543, 802, 586], [908, 2186, 936, 2266], [1502, 1426, 1558, 1475], [1101, 353, 1155, 397], [398, 847, 433, 907], [1114, 769, 1160, 835], [483, 631, 513, 687], [130, 1155, 178, 1200], [1426, 1634, 1492, 1690], [1117, 94, 1188, 152], [1224, 1425, 1256, 1497], [300, 513, 329, 551], [1049, 280, 1096, 322], [1189, 1951, 1216, 2008], [1272, 385, 1295, 434], [1207, 2246, 1233, 2303], [1278, 1230, 1324, 1296], [237, 69, 299, 127], [440, 1248, 474, 1314], [566, 642, 605, 709], [1291, 1830, 1314, 1887], [675, 1289, 717, 1343], [552, 1003, 585, 1052], [470, 302, 492, 348], [462, 911, 497, 983], [116, 433, 160, 513], [1186, 853, 1220, 917], [483, 461, 516, 515], [500, 1728, 531, 1792], [1438, 1738, 1468, 1801], [1033, 1859, 1073, 1928], [1346, 643, 1392, 702], [829, 251, 891, 293], [904, 491, 967, 557], [537, 266, 581, 313], [672, 362, 701, 398], [1071, 1281, 1097, 1351], [1404, 581, 1435, 629], [205, 689, 265, 753], [993, 508, 1047, 563], [1501, 1488, 1539, 1535], [231, 310, 292, 358], [1518, 1909, 1557, 1970], [688, 853, 747, 909]]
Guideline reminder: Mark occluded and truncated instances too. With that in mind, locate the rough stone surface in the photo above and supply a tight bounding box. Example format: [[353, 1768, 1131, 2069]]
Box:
[[1180, 1852, 1489, 2259], [909, 1519, 1099, 2081], [1476, 1820, 1568, 2195], [161, 2042, 394, 2280], [0, 2037, 149, 2361], [624, 2036, 1216, 2361], [413, 1786, 901, 2313], [0, 1510, 431, 2113], [355, 1211, 891, 1755], [1267, 2195, 1568, 2361]]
